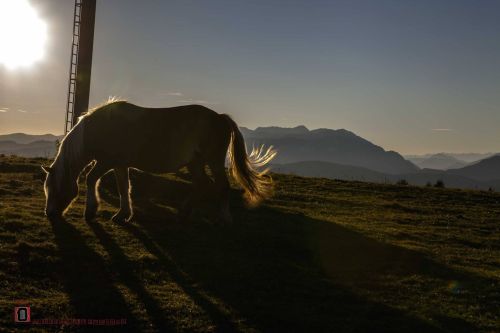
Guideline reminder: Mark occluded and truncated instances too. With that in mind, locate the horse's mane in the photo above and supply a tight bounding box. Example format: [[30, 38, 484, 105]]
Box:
[[77, 96, 127, 121], [53, 97, 127, 181]]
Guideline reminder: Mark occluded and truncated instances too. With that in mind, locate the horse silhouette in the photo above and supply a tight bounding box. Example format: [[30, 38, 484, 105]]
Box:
[[42, 99, 276, 224]]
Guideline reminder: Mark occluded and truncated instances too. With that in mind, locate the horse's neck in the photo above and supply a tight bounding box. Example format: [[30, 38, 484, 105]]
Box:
[[56, 131, 89, 180]]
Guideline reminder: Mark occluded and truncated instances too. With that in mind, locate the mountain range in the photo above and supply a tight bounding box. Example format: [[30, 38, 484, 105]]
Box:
[[240, 126, 499, 190], [1, 129, 499, 190], [241, 126, 418, 174], [0, 133, 62, 144], [0, 133, 62, 158], [0, 140, 57, 158]]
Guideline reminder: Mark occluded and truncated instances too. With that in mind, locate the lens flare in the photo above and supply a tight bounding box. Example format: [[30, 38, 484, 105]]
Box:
[[447, 280, 462, 294], [0, 0, 47, 69]]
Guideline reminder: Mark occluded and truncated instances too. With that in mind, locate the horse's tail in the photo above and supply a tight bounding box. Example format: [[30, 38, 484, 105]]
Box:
[[221, 114, 277, 207]]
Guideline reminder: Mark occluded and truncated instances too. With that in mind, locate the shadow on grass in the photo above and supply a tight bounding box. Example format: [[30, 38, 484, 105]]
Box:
[[95, 170, 485, 332], [131, 214, 443, 332], [48, 217, 141, 332], [85, 220, 177, 332]]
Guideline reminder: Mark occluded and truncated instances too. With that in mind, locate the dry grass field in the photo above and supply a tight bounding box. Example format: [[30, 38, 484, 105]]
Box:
[[0, 155, 499, 332]]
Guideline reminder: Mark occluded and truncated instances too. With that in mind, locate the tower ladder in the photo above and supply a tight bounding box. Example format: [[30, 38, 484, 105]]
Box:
[[64, 0, 82, 134]]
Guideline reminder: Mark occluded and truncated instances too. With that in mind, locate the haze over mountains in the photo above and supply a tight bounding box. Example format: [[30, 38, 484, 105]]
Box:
[[1, 128, 499, 190], [406, 152, 496, 170], [406, 153, 468, 170], [406, 152, 495, 164]]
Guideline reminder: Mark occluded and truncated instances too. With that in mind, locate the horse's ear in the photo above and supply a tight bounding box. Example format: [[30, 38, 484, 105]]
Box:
[[41, 165, 53, 173]]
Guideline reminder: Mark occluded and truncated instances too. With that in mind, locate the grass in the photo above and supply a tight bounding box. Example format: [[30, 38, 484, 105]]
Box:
[[0, 155, 499, 332]]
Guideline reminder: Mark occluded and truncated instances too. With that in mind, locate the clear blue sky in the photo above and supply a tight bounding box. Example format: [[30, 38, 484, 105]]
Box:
[[1, 0, 499, 154]]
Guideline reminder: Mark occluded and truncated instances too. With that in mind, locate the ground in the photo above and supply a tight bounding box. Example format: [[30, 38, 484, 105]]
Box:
[[0, 155, 499, 332]]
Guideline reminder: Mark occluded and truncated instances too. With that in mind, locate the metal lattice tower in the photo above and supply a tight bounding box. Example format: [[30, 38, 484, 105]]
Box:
[[65, 0, 96, 134]]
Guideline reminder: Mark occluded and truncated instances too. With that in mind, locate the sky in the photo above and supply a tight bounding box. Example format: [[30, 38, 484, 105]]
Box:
[[0, 0, 499, 154]]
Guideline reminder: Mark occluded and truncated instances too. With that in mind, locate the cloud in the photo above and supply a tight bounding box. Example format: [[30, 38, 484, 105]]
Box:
[[17, 109, 28, 113], [0, 107, 8, 113], [177, 99, 218, 105], [431, 128, 453, 132], [167, 92, 183, 96]]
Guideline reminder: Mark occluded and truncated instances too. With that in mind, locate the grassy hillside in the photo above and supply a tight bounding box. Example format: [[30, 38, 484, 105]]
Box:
[[0, 156, 499, 332]]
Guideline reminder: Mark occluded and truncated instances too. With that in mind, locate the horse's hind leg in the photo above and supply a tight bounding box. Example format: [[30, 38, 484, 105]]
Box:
[[85, 161, 111, 222], [208, 158, 232, 225], [112, 167, 133, 223], [181, 158, 212, 220]]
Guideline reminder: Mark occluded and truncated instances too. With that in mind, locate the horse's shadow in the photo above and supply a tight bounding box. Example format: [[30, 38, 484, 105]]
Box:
[[46, 217, 146, 332], [45, 171, 481, 332]]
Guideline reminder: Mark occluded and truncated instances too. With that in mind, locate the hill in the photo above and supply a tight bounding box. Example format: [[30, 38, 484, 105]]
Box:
[[447, 155, 500, 182], [272, 160, 498, 190], [241, 126, 419, 174], [272, 161, 391, 183], [397, 170, 490, 189], [0, 156, 498, 332]]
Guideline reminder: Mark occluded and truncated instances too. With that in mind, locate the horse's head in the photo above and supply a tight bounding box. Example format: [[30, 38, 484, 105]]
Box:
[[42, 165, 78, 220]]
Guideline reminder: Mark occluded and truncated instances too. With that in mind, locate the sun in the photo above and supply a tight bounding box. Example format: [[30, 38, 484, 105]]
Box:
[[0, 0, 47, 69]]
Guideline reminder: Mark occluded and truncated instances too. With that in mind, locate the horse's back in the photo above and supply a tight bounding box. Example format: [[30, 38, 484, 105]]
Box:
[[83, 102, 227, 171]]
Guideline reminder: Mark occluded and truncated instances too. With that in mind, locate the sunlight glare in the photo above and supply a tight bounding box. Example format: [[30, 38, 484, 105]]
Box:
[[0, 0, 47, 69]]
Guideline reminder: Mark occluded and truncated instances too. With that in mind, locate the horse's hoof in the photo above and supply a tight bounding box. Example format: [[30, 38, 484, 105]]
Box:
[[111, 215, 125, 224], [111, 213, 131, 224]]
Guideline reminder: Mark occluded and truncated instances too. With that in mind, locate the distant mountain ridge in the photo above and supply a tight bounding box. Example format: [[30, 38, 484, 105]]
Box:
[[241, 126, 418, 175], [406, 152, 497, 166], [406, 153, 468, 170], [0, 133, 62, 157], [0, 133, 62, 144]]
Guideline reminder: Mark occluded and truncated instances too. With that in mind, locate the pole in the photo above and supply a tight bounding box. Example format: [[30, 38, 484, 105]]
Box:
[[72, 0, 96, 126]]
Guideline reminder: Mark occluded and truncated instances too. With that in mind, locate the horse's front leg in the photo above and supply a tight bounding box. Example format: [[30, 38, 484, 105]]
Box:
[[112, 167, 133, 223], [85, 161, 111, 222]]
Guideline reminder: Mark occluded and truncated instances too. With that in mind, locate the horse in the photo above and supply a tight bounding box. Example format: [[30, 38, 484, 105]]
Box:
[[42, 99, 276, 224]]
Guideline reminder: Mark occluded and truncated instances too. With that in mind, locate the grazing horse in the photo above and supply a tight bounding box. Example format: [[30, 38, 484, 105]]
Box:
[[42, 100, 276, 224]]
